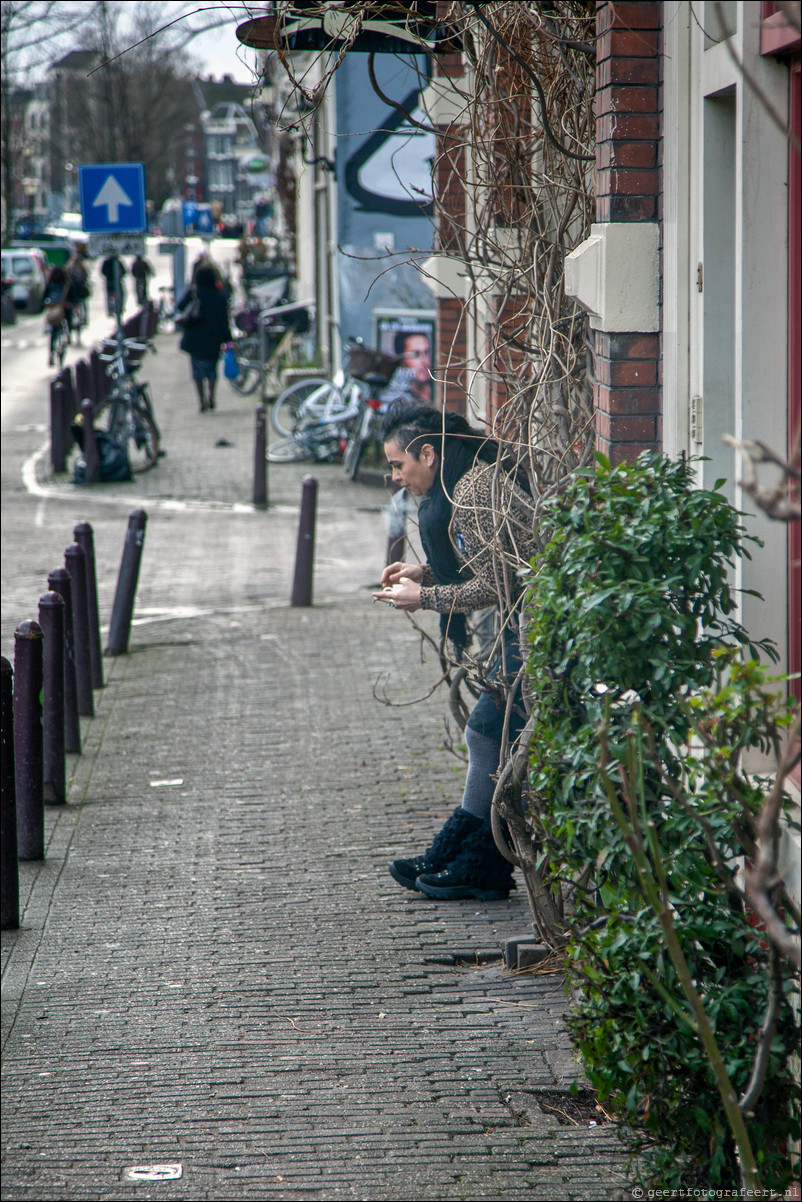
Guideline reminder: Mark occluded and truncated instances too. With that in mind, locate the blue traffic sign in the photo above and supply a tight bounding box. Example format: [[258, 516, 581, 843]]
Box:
[[195, 208, 214, 233], [79, 163, 147, 233]]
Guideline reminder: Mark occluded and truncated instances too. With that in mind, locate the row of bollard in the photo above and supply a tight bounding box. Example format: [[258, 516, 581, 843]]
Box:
[[1, 509, 147, 931], [50, 307, 157, 474]]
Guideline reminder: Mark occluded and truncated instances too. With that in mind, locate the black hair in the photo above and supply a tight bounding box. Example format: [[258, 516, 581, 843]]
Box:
[[194, 266, 217, 288], [381, 401, 500, 495], [393, 329, 428, 357]]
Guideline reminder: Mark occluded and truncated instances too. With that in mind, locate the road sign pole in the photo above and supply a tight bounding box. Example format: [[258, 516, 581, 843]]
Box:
[[114, 257, 123, 334]]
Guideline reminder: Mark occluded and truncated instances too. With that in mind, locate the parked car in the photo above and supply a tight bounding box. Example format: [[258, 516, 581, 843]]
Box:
[[0, 247, 49, 312], [1, 277, 17, 325], [44, 211, 90, 255], [12, 215, 50, 240]]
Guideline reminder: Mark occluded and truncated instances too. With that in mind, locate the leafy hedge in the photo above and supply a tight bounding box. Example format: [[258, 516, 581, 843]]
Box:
[[524, 453, 800, 1190]]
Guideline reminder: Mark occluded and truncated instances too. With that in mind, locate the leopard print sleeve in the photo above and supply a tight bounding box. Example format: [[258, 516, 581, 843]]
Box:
[[419, 464, 536, 615]]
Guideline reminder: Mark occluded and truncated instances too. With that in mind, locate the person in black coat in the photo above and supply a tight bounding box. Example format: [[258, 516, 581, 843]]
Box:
[[175, 265, 232, 413], [101, 254, 126, 317]]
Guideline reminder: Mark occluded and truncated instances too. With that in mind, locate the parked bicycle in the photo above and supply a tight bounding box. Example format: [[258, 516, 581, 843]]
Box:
[[154, 286, 174, 333], [229, 298, 312, 397], [340, 342, 415, 481], [271, 374, 362, 437], [267, 380, 362, 462], [268, 340, 405, 469], [93, 333, 160, 472]]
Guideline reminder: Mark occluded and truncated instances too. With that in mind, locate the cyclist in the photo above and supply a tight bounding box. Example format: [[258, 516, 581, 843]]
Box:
[[43, 264, 79, 365], [66, 247, 91, 331]]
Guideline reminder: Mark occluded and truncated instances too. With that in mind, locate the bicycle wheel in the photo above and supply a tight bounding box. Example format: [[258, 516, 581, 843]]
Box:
[[272, 378, 343, 436], [133, 381, 161, 441], [229, 337, 261, 395], [154, 292, 173, 333], [267, 434, 314, 462], [344, 402, 382, 481], [94, 395, 160, 472], [53, 320, 69, 367], [72, 302, 86, 343], [343, 426, 366, 481]]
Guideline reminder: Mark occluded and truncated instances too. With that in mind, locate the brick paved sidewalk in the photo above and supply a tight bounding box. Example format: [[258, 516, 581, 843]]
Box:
[[1, 334, 633, 1200]]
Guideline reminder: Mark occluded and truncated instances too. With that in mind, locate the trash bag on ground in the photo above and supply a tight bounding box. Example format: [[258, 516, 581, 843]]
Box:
[[73, 432, 132, 484]]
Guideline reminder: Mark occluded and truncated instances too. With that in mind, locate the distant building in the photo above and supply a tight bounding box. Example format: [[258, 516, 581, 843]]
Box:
[[47, 50, 98, 216], [192, 78, 275, 225], [7, 57, 273, 227]]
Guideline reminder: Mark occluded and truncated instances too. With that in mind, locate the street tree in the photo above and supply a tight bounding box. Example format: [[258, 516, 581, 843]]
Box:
[[1, 0, 247, 235], [1, 1, 93, 240]]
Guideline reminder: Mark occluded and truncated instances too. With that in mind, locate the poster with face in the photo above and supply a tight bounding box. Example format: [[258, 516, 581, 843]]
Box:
[[375, 311, 436, 404]]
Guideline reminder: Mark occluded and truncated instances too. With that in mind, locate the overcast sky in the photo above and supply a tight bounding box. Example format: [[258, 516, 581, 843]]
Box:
[[163, 3, 263, 83]]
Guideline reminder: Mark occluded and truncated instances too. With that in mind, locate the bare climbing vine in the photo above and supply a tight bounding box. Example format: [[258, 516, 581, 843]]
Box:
[[265, 0, 596, 923]]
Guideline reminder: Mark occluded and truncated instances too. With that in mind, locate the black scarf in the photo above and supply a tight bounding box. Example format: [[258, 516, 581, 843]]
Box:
[[417, 440, 484, 654]]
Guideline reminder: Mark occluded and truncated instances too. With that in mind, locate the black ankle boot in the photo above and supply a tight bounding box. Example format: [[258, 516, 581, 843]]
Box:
[[415, 820, 515, 900], [389, 807, 483, 891]]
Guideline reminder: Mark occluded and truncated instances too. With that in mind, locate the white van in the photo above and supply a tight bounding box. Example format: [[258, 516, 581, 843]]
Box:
[[0, 248, 49, 311]]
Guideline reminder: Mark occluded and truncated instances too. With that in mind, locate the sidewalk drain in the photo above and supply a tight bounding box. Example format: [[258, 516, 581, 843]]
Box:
[[123, 1164, 183, 1182]]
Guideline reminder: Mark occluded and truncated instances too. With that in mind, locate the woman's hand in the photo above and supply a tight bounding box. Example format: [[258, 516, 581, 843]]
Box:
[[372, 577, 421, 613], [381, 561, 423, 587]]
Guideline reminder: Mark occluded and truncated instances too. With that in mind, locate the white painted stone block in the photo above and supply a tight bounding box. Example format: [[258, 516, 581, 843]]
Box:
[[565, 222, 659, 332]]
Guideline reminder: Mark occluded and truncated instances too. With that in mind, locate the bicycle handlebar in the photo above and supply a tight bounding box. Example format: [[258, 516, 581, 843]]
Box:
[[99, 337, 151, 352]]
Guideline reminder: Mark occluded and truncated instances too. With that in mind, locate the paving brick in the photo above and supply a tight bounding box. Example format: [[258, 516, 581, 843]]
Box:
[[1, 323, 635, 1201]]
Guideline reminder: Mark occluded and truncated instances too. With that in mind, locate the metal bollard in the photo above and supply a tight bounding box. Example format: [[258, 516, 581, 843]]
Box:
[[47, 568, 81, 754], [13, 621, 44, 861], [64, 544, 94, 717], [75, 358, 92, 408], [90, 348, 107, 404], [80, 398, 99, 484], [106, 509, 147, 656], [1, 657, 19, 929], [62, 367, 77, 450], [73, 522, 104, 689], [50, 377, 68, 473], [38, 592, 66, 805], [253, 403, 268, 509], [291, 476, 317, 607]]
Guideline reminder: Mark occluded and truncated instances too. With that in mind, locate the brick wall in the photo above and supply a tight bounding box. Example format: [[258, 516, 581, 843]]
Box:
[[593, 1, 662, 463]]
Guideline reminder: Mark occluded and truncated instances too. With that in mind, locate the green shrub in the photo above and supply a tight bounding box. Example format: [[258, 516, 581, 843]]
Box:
[[524, 453, 800, 1191]]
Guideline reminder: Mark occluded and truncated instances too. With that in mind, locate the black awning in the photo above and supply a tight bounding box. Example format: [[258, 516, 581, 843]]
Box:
[[237, 2, 461, 55]]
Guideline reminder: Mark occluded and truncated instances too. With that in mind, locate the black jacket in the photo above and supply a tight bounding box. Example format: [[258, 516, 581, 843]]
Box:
[[177, 284, 231, 361]]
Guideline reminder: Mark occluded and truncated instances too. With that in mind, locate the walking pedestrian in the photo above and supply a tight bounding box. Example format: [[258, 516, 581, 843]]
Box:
[[175, 265, 232, 413], [130, 253, 154, 305], [101, 253, 126, 318], [373, 401, 537, 900]]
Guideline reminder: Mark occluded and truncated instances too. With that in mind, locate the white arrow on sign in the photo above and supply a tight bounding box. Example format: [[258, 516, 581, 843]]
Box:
[[92, 174, 133, 224]]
